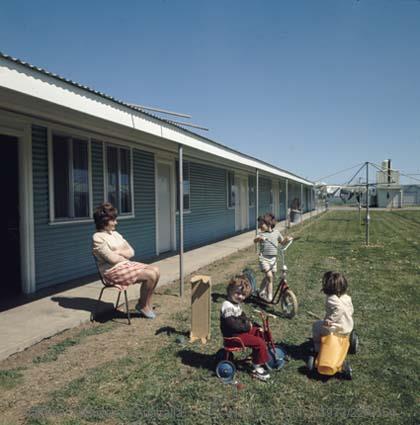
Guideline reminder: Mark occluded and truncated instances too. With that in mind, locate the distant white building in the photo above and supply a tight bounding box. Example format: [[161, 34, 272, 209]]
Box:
[[375, 160, 402, 208], [402, 184, 420, 206]]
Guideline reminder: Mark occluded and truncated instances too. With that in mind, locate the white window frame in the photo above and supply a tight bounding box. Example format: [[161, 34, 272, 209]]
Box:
[[48, 129, 92, 224], [227, 170, 236, 209], [103, 143, 134, 218], [175, 160, 191, 214]]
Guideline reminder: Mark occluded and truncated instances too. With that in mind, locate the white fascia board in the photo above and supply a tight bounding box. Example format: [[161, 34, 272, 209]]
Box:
[[0, 58, 313, 186]]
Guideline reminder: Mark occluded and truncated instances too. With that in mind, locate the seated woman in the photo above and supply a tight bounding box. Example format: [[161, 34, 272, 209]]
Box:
[[92, 202, 160, 319]]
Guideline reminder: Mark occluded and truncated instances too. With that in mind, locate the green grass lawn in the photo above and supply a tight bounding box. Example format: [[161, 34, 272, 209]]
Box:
[[25, 211, 420, 425]]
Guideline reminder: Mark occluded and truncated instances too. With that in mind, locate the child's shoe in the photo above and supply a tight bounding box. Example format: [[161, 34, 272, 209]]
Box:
[[252, 366, 270, 382]]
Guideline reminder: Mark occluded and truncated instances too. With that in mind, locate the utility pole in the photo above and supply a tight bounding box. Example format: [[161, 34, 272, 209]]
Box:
[[365, 162, 370, 246]]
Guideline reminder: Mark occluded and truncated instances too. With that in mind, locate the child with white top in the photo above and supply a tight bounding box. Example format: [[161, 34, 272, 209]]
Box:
[[312, 271, 354, 352], [220, 275, 271, 381]]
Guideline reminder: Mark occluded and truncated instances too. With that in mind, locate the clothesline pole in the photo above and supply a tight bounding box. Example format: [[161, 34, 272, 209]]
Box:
[[179, 144, 184, 297]]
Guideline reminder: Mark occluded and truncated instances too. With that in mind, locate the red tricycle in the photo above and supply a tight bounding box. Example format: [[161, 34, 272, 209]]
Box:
[[215, 310, 287, 383]]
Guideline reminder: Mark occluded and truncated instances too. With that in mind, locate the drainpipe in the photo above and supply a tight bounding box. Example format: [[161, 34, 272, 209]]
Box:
[[256, 169, 259, 234], [178, 144, 184, 296], [300, 183, 303, 224], [285, 179, 289, 228]]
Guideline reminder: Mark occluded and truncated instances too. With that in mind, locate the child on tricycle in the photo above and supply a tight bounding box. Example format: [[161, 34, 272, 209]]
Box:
[[217, 275, 287, 382], [307, 271, 358, 379]]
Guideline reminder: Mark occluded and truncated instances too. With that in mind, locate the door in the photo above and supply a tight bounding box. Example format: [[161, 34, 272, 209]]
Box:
[[157, 162, 172, 253], [1, 135, 21, 296], [235, 176, 248, 231]]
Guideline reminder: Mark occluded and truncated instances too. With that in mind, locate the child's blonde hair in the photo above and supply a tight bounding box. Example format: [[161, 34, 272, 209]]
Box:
[[227, 275, 252, 299]]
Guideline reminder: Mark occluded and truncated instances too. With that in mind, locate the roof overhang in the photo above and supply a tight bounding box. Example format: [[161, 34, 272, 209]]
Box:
[[0, 55, 313, 186]]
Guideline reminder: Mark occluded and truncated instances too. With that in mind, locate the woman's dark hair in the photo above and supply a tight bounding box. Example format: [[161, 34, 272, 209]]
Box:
[[93, 202, 118, 230], [322, 271, 348, 297], [227, 275, 252, 299]]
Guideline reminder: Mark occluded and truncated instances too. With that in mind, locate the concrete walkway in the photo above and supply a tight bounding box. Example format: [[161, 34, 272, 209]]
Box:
[[0, 209, 322, 361]]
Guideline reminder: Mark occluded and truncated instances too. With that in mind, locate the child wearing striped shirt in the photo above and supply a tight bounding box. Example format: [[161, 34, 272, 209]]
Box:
[[254, 213, 292, 301]]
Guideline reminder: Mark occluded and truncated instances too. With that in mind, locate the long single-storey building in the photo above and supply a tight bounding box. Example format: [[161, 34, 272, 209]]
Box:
[[0, 52, 315, 297]]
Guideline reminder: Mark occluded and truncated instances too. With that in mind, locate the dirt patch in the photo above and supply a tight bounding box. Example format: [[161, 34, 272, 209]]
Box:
[[0, 246, 256, 424]]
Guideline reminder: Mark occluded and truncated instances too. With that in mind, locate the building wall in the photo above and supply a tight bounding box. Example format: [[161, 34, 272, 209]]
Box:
[[258, 176, 272, 215], [402, 185, 420, 206], [32, 125, 156, 290], [377, 188, 402, 208], [176, 161, 235, 249], [30, 122, 314, 291]]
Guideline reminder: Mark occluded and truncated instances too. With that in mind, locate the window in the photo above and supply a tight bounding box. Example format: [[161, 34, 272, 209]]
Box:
[[176, 161, 190, 211], [227, 171, 235, 208], [248, 175, 255, 207], [105, 145, 133, 214], [52, 134, 90, 220]]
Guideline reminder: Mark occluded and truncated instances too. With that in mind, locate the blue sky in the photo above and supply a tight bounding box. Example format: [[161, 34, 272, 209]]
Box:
[[1, 0, 419, 184]]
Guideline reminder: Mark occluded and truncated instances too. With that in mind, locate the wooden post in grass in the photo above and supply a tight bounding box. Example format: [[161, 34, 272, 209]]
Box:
[[190, 275, 211, 344]]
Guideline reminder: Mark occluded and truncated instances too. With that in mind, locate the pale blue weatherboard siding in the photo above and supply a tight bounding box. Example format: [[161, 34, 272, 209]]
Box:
[[258, 176, 272, 215], [91, 140, 104, 208], [176, 161, 235, 250], [32, 126, 156, 289], [118, 148, 156, 261], [32, 125, 94, 289], [249, 206, 256, 229]]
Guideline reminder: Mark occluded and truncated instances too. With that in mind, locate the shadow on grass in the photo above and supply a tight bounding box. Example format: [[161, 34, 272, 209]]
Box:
[[177, 349, 216, 372], [211, 292, 226, 303], [177, 349, 252, 374], [155, 326, 189, 337]]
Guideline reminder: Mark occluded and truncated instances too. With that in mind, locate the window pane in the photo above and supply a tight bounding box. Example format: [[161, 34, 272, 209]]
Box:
[[176, 161, 190, 211], [228, 172, 235, 207], [53, 136, 70, 218], [120, 148, 132, 213], [73, 139, 89, 217], [107, 147, 118, 207], [248, 176, 255, 206]]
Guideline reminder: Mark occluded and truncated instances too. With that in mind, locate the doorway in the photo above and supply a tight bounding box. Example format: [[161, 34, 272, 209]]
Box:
[[157, 162, 173, 253], [0, 135, 21, 296]]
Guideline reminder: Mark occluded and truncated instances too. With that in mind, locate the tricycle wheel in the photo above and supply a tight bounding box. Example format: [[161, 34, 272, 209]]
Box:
[[342, 360, 353, 380], [349, 330, 359, 354], [242, 268, 258, 296], [280, 289, 298, 318], [266, 346, 287, 370], [307, 355, 315, 372], [215, 360, 236, 383]]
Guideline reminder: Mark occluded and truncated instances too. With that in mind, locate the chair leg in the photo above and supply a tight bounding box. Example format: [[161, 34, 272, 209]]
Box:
[[124, 290, 131, 325], [115, 292, 121, 311], [91, 287, 106, 322]]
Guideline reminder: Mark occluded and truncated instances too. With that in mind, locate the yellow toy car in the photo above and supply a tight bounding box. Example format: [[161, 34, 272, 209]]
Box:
[[307, 330, 358, 380]]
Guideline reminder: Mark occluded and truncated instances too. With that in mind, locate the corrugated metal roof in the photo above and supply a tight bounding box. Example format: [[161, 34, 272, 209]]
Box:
[[0, 51, 313, 185]]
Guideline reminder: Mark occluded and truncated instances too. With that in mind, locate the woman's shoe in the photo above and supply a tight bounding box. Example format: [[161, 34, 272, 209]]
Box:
[[140, 309, 156, 319], [135, 304, 156, 319]]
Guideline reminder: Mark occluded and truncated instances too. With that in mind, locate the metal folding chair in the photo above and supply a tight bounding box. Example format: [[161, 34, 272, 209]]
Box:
[[91, 255, 132, 325]]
